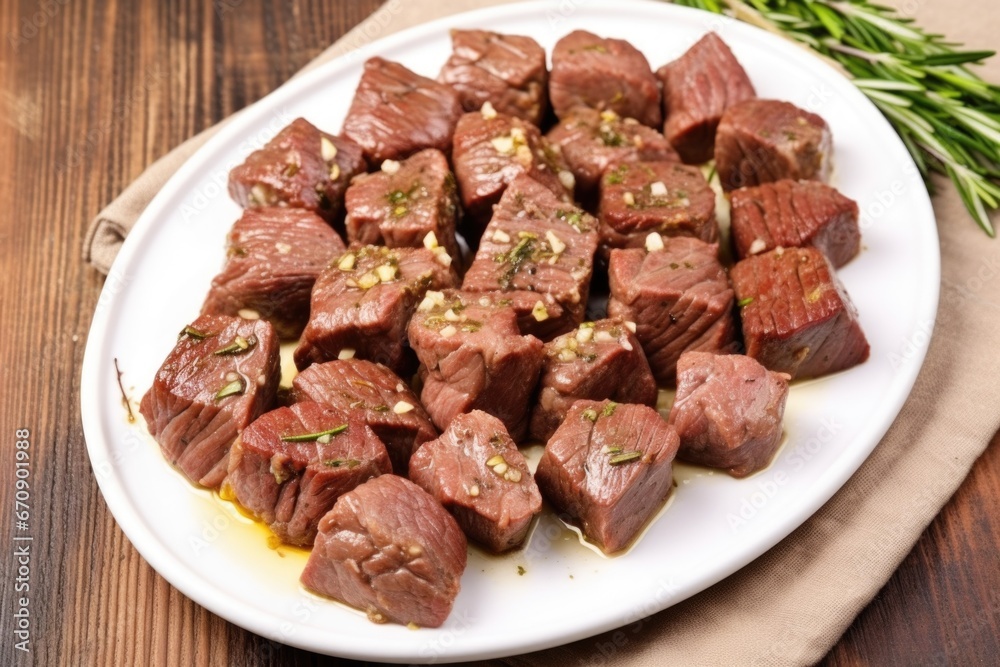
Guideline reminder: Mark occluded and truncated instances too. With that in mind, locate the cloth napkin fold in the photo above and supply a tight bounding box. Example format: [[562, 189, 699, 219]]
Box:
[[84, 1, 1000, 664]]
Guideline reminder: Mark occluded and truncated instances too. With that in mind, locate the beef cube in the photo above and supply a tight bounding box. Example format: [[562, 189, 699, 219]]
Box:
[[408, 290, 544, 442], [598, 161, 718, 256], [294, 245, 458, 374], [342, 57, 463, 164], [438, 29, 549, 126], [549, 30, 661, 128], [301, 475, 467, 628], [530, 318, 658, 442], [546, 107, 679, 201], [291, 359, 438, 474], [730, 179, 860, 268], [462, 175, 599, 339], [200, 207, 346, 339], [715, 99, 832, 191], [730, 247, 869, 379], [226, 402, 391, 546], [139, 315, 281, 488], [344, 148, 460, 261], [535, 400, 679, 554], [228, 118, 365, 224], [409, 411, 542, 552], [607, 236, 736, 384], [657, 33, 756, 164], [669, 352, 790, 477]]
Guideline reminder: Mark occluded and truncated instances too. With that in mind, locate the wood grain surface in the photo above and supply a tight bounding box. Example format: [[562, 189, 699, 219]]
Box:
[[0, 1, 997, 665]]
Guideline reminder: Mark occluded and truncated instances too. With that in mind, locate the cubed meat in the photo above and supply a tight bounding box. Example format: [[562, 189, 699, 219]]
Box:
[[294, 245, 458, 374], [228, 118, 365, 224], [438, 29, 549, 126], [408, 290, 544, 442], [607, 236, 736, 384], [535, 400, 679, 554], [200, 207, 346, 339], [730, 179, 860, 268], [226, 402, 391, 546], [549, 30, 661, 128], [657, 33, 756, 164], [342, 57, 463, 165], [669, 352, 790, 478], [409, 410, 542, 552], [715, 99, 832, 191], [300, 475, 467, 628], [344, 148, 460, 261], [530, 318, 658, 442], [730, 247, 869, 379], [291, 359, 438, 474], [139, 315, 281, 488]]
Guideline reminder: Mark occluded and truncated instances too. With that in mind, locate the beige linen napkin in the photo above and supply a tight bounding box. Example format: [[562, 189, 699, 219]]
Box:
[[84, 1, 1000, 664]]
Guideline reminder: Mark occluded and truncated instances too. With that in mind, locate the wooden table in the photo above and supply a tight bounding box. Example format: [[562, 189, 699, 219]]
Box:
[[1, 0, 997, 664]]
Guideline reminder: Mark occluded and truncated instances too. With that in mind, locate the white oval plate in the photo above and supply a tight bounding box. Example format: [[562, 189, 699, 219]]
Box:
[[81, 0, 939, 662]]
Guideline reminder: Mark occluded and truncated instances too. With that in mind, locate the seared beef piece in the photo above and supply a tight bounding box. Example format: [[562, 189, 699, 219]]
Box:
[[409, 411, 542, 552], [200, 207, 345, 340], [535, 400, 678, 554], [439, 29, 549, 126], [669, 352, 790, 478], [301, 474, 467, 628], [657, 33, 756, 164], [549, 30, 661, 128], [226, 402, 390, 546], [342, 57, 463, 165], [530, 318, 658, 443], [461, 175, 599, 339], [229, 118, 366, 225], [715, 99, 832, 191], [598, 161, 718, 256], [294, 245, 458, 374], [291, 359, 438, 474], [139, 315, 281, 488], [607, 237, 736, 384], [408, 290, 544, 442], [344, 149, 460, 261], [730, 247, 869, 379], [730, 179, 860, 268], [546, 107, 679, 201]]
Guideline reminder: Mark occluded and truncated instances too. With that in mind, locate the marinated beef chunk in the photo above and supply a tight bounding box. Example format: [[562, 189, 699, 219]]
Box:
[[715, 99, 832, 191], [549, 30, 662, 128], [294, 245, 458, 374], [342, 57, 463, 165], [201, 207, 346, 340], [607, 236, 736, 384], [139, 315, 281, 488], [291, 359, 438, 474], [439, 29, 549, 126], [546, 107, 679, 201], [598, 161, 718, 256], [730, 179, 860, 268], [344, 149, 460, 261], [301, 475, 467, 628], [408, 290, 544, 442], [229, 118, 365, 224], [535, 400, 678, 554], [409, 411, 542, 552], [226, 403, 391, 546], [657, 33, 756, 164], [730, 247, 869, 379], [530, 318, 658, 443], [461, 175, 599, 339], [669, 352, 790, 478]]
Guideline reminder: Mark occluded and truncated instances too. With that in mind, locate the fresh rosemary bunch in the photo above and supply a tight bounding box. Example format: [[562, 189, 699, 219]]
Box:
[[674, 0, 1000, 235]]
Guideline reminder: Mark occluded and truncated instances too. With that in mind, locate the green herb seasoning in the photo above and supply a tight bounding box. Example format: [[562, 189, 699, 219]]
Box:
[[601, 402, 618, 418], [215, 379, 244, 401], [322, 458, 361, 469], [179, 325, 211, 341], [281, 424, 348, 442], [608, 451, 643, 466], [737, 297, 754, 307], [214, 334, 257, 356]]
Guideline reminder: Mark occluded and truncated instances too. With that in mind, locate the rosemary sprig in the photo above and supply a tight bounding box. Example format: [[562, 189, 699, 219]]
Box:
[[674, 0, 1000, 235]]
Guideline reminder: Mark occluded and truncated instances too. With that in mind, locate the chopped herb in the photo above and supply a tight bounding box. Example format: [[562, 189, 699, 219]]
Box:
[[583, 43, 608, 53], [737, 297, 754, 307], [601, 402, 618, 417], [582, 408, 599, 422], [599, 126, 626, 147], [669, 262, 680, 270], [282, 162, 299, 178], [581, 353, 598, 363], [517, 565, 526, 576], [322, 458, 361, 468], [370, 404, 390, 413], [496, 235, 537, 289], [215, 379, 244, 401], [461, 320, 484, 333], [350, 379, 376, 389], [605, 165, 628, 185], [608, 451, 642, 466], [214, 334, 257, 356], [393, 205, 408, 217], [387, 189, 407, 205], [281, 424, 349, 442], [179, 325, 211, 340]]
